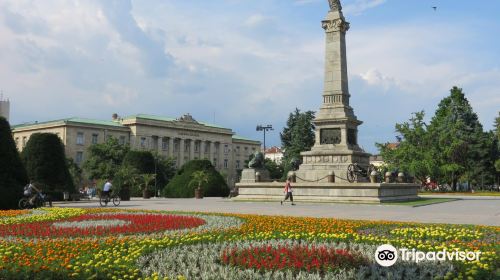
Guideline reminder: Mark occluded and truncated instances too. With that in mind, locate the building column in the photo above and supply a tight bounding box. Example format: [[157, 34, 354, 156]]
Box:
[[168, 137, 174, 158], [189, 139, 195, 161], [218, 142, 224, 170], [200, 141, 206, 159], [179, 138, 185, 167], [209, 142, 215, 164]]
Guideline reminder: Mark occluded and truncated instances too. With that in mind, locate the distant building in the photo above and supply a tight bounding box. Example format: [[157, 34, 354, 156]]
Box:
[[369, 155, 384, 168], [12, 113, 260, 187], [265, 146, 283, 164], [370, 142, 400, 168], [0, 95, 9, 122]]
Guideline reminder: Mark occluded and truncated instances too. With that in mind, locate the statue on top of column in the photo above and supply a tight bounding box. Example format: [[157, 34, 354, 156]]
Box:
[[328, 0, 342, 11]]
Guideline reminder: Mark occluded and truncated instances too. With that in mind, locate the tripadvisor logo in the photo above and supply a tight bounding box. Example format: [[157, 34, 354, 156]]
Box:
[[375, 244, 398, 267], [375, 244, 481, 267]]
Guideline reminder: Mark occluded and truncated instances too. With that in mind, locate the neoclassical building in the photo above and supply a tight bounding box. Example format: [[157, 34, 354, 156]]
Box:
[[12, 113, 260, 186]]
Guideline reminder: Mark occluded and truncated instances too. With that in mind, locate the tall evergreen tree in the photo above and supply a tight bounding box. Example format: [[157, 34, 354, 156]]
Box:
[[280, 108, 315, 177], [428, 86, 489, 190], [22, 133, 74, 192], [492, 113, 500, 186], [0, 117, 28, 209]]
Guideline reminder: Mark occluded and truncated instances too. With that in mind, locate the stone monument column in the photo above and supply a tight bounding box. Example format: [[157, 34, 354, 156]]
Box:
[[295, 0, 370, 183]]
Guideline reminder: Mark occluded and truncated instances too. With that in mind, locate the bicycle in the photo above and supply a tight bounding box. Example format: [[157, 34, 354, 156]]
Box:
[[19, 190, 52, 209], [99, 192, 121, 207]]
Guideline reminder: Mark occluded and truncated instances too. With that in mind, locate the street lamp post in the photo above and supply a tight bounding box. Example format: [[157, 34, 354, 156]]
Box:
[[256, 124, 273, 155]]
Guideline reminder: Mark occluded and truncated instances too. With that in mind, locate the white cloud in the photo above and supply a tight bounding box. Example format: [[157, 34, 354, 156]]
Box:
[[294, 0, 321, 6], [343, 0, 387, 15], [244, 14, 268, 27], [0, 0, 498, 153], [102, 84, 139, 107]]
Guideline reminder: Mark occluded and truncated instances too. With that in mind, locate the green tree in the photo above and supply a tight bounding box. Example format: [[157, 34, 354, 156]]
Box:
[[0, 117, 28, 209], [494, 112, 500, 173], [264, 158, 284, 180], [139, 173, 156, 198], [163, 159, 228, 198], [189, 170, 210, 190], [67, 158, 83, 190], [428, 86, 490, 190], [113, 165, 140, 199], [22, 133, 74, 192], [122, 151, 176, 195], [154, 155, 177, 191], [376, 111, 436, 184], [83, 137, 129, 180], [122, 151, 155, 173], [280, 108, 315, 177]]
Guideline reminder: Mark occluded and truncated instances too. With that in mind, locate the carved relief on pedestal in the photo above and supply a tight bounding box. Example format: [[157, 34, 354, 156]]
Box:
[[322, 19, 350, 33]]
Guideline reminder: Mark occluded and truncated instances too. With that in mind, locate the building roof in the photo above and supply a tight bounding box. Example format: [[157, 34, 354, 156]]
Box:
[[123, 113, 228, 129], [386, 142, 400, 149], [232, 135, 260, 143], [369, 155, 384, 161], [265, 146, 282, 154], [12, 117, 126, 130]]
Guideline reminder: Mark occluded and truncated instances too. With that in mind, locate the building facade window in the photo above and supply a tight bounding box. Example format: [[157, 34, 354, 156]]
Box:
[[224, 159, 228, 169], [194, 142, 199, 152], [75, 152, 83, 165], [236, 160, 240, 169], [185, 142, 189, 152], [91, 134, 98, 144], [140, 137, 147, 148], [174, 142, 179, 152], [22, 136, 27, 148], [162, 138, 168, 150], [76, 132, 84, 145], [224, 144, 229, 154], [119, 136, 126, 145]]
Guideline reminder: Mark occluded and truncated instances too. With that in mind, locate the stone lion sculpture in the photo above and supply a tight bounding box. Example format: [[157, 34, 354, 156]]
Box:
[[248, 152, 265, 168]]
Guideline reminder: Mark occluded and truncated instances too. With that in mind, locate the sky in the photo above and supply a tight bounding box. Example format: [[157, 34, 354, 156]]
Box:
[[1, 0, 499, 154]]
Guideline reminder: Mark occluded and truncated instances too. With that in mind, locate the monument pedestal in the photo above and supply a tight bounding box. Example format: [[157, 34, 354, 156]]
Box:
[[240, 168, 270, 183], [234, 182, 419, 202], [296, 149, 370, 183]]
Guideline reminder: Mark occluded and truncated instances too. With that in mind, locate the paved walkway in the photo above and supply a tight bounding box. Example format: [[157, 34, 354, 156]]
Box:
[[55, 196, 500, 226]]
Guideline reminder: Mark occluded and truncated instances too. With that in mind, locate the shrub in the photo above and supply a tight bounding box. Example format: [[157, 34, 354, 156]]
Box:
[[0, 117, 28, 209], [21, 133, 74, 193], [163, 159, 229, 198]]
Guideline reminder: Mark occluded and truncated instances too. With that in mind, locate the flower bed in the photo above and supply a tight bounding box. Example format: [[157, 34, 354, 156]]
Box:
[[0, 208, 497, 280], [220, 244, 367, 273], [0, 213, 205, 238]]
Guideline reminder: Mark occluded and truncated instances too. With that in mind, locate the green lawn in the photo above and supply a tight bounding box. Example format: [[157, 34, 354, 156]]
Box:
[[419, 191, 500, 196]]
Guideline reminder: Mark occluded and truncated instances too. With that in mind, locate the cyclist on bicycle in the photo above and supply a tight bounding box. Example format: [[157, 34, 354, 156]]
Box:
[[102, 179, 113, 201], [24, 181, 41, 205]]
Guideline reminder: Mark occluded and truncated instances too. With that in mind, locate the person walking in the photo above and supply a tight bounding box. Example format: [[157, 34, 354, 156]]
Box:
[[281, 179, 295, 205]]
